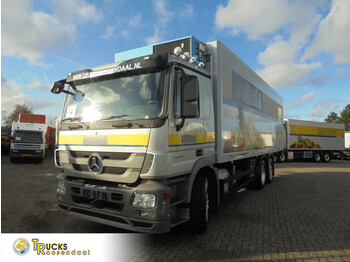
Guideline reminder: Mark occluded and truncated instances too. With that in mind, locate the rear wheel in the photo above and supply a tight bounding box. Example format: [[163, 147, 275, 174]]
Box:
[[266, 157, 274, 184], [279, 151, 287, 162], [189, 176, 209, 233], [314, 152, 322, 162], [322, 152, 330, 162], [254, 158, 267, 189]]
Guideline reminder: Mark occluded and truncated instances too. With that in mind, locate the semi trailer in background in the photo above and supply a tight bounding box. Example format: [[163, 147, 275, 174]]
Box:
[[51, 36, 283, 233], [284, 119, 345, 162]]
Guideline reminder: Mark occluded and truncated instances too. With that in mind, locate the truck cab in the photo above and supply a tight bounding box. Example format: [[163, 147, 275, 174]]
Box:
[[10, 122, 47, 162]]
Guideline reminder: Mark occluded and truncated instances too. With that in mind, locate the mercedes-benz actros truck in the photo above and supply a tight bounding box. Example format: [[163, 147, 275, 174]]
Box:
[[51, 36, 284, 233]]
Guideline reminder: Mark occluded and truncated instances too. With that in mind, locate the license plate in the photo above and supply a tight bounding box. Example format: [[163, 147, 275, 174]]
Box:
[[23, 154, 32, 157]]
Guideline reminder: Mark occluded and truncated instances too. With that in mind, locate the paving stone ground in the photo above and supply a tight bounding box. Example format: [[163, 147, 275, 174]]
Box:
[[2, 154, 350, 261]]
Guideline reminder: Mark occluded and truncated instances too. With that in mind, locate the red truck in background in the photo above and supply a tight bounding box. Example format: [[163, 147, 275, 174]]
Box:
[[18, 113, 56, 149]]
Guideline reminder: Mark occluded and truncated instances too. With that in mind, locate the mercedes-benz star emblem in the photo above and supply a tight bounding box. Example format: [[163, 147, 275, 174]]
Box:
[[87, 153, 103, 175]]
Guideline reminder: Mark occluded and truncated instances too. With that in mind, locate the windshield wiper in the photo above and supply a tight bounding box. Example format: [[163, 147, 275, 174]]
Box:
[[97, 114, 129, 121], [61, 117, 89, 129]]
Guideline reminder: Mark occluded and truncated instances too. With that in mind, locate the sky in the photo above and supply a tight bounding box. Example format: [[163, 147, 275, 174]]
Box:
[[2, 0, 350, 125]]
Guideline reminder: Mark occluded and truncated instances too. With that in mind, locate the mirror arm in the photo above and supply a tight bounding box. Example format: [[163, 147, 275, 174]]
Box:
[[62, 90, 75, 96]]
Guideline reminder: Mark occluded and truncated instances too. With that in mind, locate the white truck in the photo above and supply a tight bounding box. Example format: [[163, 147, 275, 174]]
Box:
[[10, 122, 47, 162], [51, 36, 283, 233], [284, 119, 345, 162]]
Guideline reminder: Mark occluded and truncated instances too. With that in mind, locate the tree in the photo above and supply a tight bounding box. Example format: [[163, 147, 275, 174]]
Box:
[[3, 103, 32, 126], [339, 104, 350, 131], [325, 112, 340, 123]]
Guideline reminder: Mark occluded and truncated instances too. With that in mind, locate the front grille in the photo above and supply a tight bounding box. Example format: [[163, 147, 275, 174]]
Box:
[[69, 151, 132, 160], [13, 143, 41, 149], [59, 150, 145, 184]]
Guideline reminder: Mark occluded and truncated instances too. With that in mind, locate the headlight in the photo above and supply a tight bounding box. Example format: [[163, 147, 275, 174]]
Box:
[[57, 180, 66, 195], [131, 192, 156, 209], [36, 150, 43, 153]]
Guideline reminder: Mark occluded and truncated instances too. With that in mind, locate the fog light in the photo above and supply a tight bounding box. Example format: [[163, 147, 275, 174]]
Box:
[[140, 211, 155, 217], [57, 180, 66, 195], [131, 192, 156, 209], [12, 150, 18, 153], [36, 150, 43, 153]]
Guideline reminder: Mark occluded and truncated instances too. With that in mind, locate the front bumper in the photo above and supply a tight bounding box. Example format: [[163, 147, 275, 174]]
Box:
[[10, 151, 44, 159], [56, 174, 171, 233]]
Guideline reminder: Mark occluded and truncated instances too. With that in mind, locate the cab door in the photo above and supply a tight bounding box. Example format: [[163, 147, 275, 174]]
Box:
[[168, 66, 204, 177]]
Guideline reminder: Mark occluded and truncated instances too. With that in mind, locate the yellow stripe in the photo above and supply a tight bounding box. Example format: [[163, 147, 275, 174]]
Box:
[[59, 135, 84, 145], [107, 134, 149, 146], [290, 125, 344, 137], [59, 134, 149, 146], [168, 133, 215, 146]]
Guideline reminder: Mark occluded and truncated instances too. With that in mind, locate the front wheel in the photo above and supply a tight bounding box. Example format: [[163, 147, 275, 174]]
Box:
[[189, 176, 209, 233]]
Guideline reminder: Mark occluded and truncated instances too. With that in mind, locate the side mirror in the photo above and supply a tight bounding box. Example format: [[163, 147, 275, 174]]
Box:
[[51, 80, 66, 94], [74, 90, 85, 102], [181, 75, 199, 118]]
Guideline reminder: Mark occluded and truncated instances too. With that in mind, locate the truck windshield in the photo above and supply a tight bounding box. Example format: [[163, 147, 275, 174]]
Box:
[[62, 70, 166, 124], [13, 131, 43, 143]]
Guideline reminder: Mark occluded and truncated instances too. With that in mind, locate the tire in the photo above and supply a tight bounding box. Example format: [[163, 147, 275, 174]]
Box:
[[322, 152, 331, 163], [266, 157, 274, 184], [313, 152, 322, 162], [189, 176, 209, 233], [279, 151, 287, 162], [254, 158, 267, 189]]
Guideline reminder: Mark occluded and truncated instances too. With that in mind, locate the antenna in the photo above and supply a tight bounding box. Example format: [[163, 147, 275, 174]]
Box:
[[173, 30, 177, 39]]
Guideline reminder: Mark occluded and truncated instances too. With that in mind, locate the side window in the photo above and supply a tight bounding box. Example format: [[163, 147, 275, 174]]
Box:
[[173, 68, 200, 119], [173, 70, 182, 118]]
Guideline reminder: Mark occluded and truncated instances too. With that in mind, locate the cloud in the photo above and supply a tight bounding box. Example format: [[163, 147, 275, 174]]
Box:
[[27, 80, 42, 89], [215, 0, 328, 88], [28, 97, 60, 111], [1, 77, 28, 110], [257, 62, 322, 87], [102, 26, 115, 39], [128, 14, 142, 28], [307, 98, 345, 118], [183, 4, 194, 17], [153, 0, 173, 24], [285, 92, 316, 110], [121, 14, 142, 38], [146, 26, 160, 45], [302, 0, 350, 64], [2, 0, 102, 65], [215, 0, 299, 40]]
